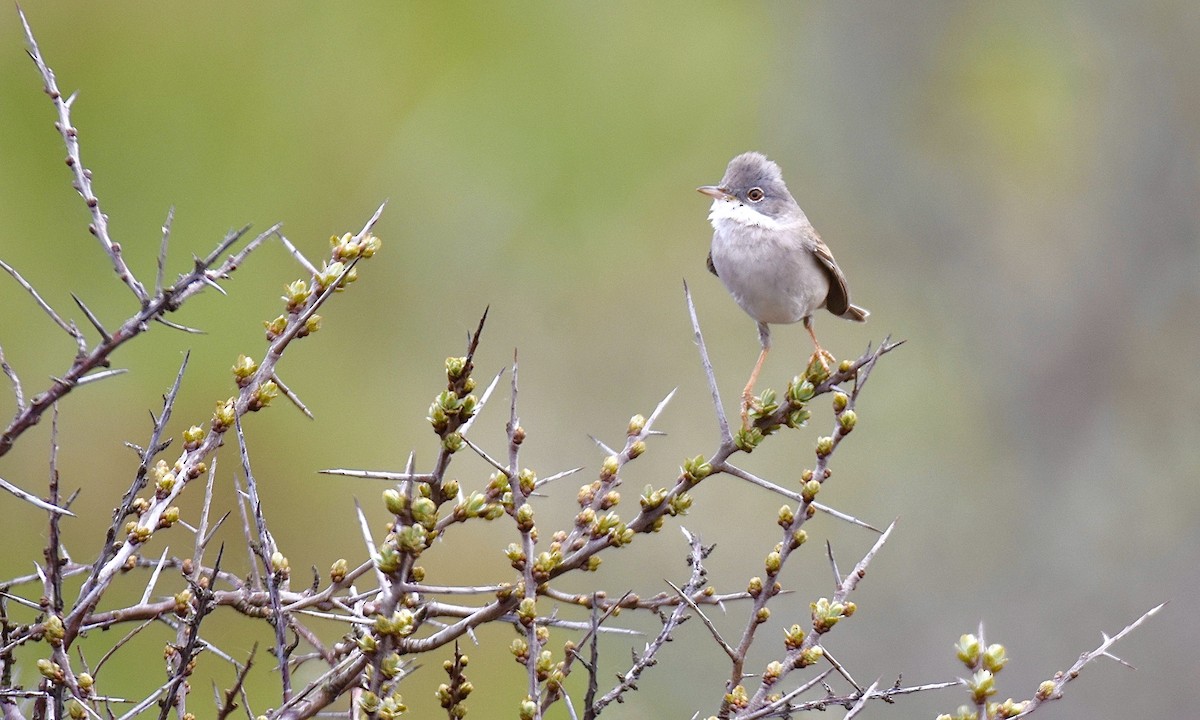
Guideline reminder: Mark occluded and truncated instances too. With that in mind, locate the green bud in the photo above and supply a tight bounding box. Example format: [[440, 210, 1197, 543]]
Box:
[[983, 643, 1009, 673], [510, 637, 529, 661], [628, 414, 646, 435], [801, 479, 821, 502], [764, 551, 782, 575], [811, 597, 846, 633], [955, 633, 981, 667], [302, 314, 322, 336], [263, 314, 288, 341], [797, 645, 824, 668], [516, 503, 535, 531], [838, 409, 857, 433], [505, 543, 526, 567], [724, 685, 749, 709], [282, 279, 311, 313], [380, 652, 403, 678], [396, 524, 428, 555], [231, 354, 258, 386], [374, 609, 415, 637], [43, 615, 64, 644], [36, 658, 61, 682], [747, 576, 763, 597], [815, 436, 834, 458], [668, 492, 692, 515], [805, 355, 830, 383], [518, 468, 536, 494], [680, 455, 712, 484], [734, 426, 764, 452], [155, 471, 177, 496], [330, 558, 348, 583], [517, 597, 537, 625], [411, 496, 439, 529], [519, 697, 538, 720], [211, 397, 236, 432], [358, 691, 380, 714], [787, 376, 815, 405], [383, 489, 407, 515], [456, 491, 487, 520], [314, 260, 350, 292], [640, 485, 666, 511], [777, 505, 795, 526], [755, 607, 771, 623], [358, 633, 377, 654], [968, 669, 996, 703], [445, 356, 467, 381], [790, 529, 808, 548], [751, 389, 779, 417], [379, 695, 407, 720], [785, 408, 811, 428], [783, 623, 806, 649], [601, 455, 620, 479], [442, 431, 464, 453], [182, 425, 204, 450], [832, 392, 848, 412], [248, 380, 278, 411], [628, 439, 647, 458]]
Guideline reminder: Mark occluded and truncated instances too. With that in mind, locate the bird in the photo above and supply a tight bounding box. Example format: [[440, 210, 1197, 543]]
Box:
[[698, 151, 868, 427]]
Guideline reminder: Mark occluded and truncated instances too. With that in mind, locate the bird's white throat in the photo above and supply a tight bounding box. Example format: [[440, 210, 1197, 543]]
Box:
[[707, 199, 789, 232]]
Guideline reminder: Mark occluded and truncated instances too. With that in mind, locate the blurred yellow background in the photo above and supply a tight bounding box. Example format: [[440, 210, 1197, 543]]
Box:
[[1, 3, 1196, 718]]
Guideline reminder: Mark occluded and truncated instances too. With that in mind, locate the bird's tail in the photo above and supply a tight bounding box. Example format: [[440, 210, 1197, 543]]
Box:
[[842, 304, 869, 322]]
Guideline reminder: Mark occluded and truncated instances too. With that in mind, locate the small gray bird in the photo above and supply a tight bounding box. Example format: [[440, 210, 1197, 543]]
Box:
[[698, 151, 868, 426]]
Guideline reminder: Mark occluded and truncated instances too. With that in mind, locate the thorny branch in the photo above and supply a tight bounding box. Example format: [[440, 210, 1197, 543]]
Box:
[[0, 10, 1163, 720]]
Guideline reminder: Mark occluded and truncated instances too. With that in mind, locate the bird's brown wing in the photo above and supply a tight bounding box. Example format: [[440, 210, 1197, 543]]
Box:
[[810, 233, 855, 317], [706, 250, 718, 277]]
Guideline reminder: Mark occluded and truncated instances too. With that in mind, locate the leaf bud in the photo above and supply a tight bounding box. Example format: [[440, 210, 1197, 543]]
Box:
[[628, 414, 646, 435]]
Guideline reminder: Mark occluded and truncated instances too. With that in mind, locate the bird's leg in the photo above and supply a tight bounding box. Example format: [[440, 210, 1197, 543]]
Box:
[[741, 323, 771, 429], [803, 316, 836, 372]]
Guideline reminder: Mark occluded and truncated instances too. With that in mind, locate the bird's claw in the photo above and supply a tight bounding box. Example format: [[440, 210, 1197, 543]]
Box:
[[806, 349, 836, 383]]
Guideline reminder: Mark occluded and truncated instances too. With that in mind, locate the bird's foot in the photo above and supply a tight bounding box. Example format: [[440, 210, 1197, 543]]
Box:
[[739, 392, 754, 431], [805, 349, 836, 383]]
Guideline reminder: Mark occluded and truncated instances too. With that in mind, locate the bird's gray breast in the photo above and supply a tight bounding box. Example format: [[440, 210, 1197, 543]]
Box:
[[710, 220, 830, 325]]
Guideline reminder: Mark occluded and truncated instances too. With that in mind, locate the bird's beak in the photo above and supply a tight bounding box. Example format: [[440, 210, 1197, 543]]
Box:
[[696, 185, 732, 201]]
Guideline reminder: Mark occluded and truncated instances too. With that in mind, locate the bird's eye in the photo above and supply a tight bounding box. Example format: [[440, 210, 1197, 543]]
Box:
[[747, 187, 765, 202]]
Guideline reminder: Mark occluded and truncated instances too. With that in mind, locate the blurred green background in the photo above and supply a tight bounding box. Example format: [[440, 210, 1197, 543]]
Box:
[[1, 2, 1196, 718]]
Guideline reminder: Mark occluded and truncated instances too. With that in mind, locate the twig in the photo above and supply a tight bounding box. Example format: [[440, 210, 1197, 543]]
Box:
[[0, 259, 84, 353], [19, 6, 148, 303], [214, 645, 256, 720], [235, 414, 292, 702], [684, 280, 731, 442], [0, 475, 74, 516], [1011, 602, 1165, 718]]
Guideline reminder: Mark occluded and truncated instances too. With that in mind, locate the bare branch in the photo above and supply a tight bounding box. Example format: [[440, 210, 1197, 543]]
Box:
[[0, 475, 74, 516], [19, 6, 148, 303], [0, 258, 84, 352], [684, 280, 731, 443]]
